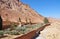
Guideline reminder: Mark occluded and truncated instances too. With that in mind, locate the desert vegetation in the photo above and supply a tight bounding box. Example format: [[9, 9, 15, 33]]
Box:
[[44, 17, 49, 24], [0, 23, 44, 39], [0, 17, 50, 39]]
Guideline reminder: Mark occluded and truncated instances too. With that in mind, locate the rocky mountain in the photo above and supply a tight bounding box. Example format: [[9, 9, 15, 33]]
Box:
[[0, 0, 44, 26]]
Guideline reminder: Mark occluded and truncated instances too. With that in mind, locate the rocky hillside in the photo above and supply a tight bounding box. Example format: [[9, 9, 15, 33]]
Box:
[[48, 17, 60, 23], [0, 0, 44, 26]]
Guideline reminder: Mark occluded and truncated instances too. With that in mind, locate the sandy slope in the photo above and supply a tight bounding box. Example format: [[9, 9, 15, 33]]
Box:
[[36, 22, 60, 39]]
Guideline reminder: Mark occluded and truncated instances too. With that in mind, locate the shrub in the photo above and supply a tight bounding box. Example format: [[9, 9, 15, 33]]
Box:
[[4, 30, 20, 35], [4, 31, 11, 34], [10, 23, 18, 30], [16, 26, 26, 31], [44, 17, 49, 24], [15, 26, 27, 34], [4, 28, 11, 34], [10, 30, 20, 35], [0, 31, 4, 36]]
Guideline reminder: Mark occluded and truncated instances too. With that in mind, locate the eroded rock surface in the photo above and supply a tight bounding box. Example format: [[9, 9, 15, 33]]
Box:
[[0, 0, 44, 26]]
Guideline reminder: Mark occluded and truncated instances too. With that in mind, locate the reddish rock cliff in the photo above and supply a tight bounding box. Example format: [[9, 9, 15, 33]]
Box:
[[0, 0, 44, 26]]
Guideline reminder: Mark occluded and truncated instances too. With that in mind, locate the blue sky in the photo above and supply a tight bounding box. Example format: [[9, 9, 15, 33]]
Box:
[[20, 0, 60, 18]]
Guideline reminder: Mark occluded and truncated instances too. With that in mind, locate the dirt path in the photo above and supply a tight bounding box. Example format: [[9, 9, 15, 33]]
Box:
[[37, 22, 60, 39]]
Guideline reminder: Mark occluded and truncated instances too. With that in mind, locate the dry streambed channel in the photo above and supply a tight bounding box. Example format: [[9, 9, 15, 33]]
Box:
[[0, 23, 48, 39]]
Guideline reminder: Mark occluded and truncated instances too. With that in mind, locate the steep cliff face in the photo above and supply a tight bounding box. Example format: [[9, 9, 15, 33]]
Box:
[[0, 0, 44, 26]]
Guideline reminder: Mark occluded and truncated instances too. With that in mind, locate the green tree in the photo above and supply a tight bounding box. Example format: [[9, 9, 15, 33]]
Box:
[[44, 17, 49, 24]]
